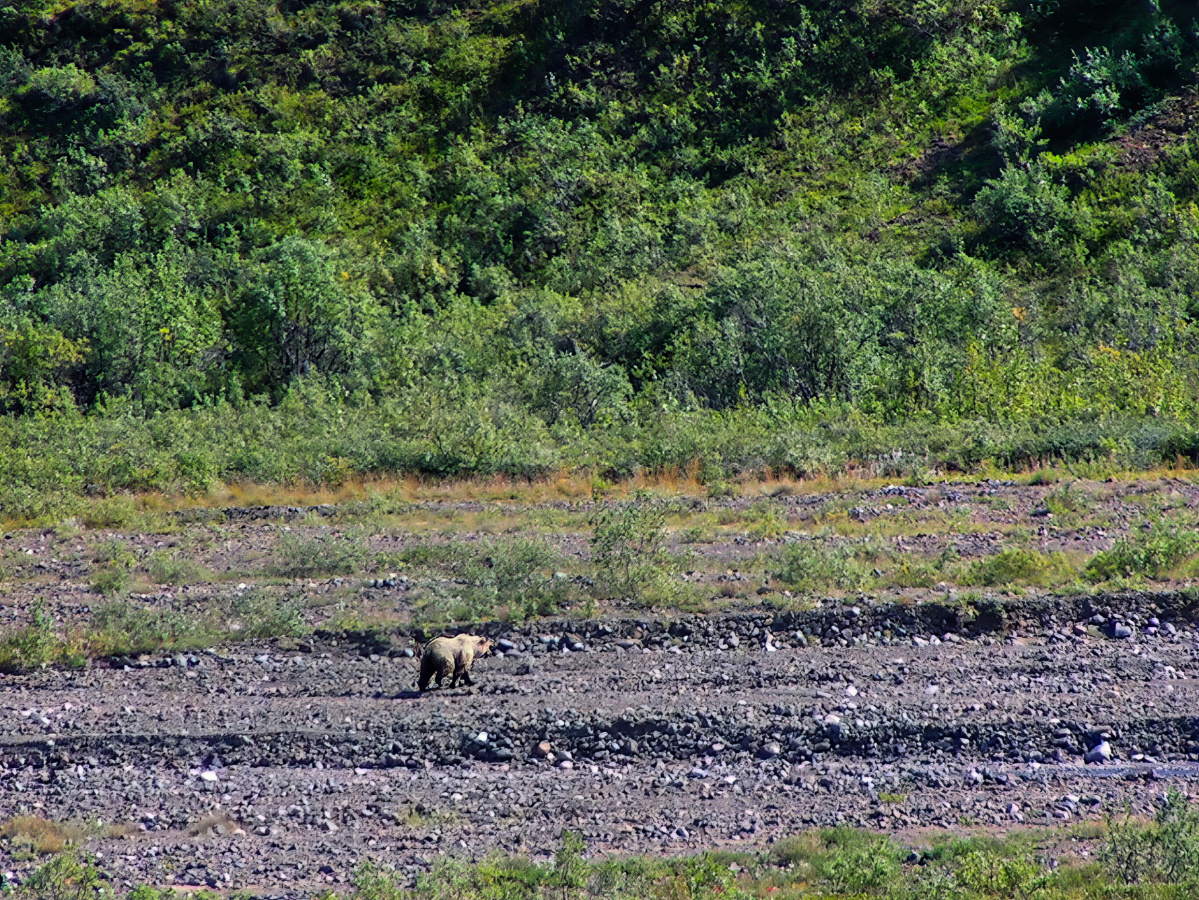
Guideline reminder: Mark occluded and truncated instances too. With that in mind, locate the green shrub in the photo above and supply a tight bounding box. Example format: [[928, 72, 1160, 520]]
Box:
[[12, 851, 113, 900], [0, 606, 66, 673], [588, 493, 678, 607], [276, 530, 371, 578], [745, 503, 788, 539], [1101, 789, 1199, 888], [143, 550, 202, 585], [89, 539, 137, 595], [962, 547, 1074, 587], [771, 539, 879, 595], [1085, 518, 1199, 582], [954, 846, 1050, 898], [87, 599, 212, 656], [229, 591, 306, 639], [86, 591, 305, 656], [481, 536, 570, 619], [770, 827, 903, 894]]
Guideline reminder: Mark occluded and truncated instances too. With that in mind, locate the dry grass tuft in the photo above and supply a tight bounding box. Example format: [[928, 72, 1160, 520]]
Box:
[[0, 815, 93, 857]]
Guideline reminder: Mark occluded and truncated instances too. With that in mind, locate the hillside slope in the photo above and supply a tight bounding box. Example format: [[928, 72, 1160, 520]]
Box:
[[1, 0, 1198, 489]]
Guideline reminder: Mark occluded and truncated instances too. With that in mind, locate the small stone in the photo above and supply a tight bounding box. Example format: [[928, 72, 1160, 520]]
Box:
[[1085, 741, 1113, 764], [1111, 623, 1133, 639], [199, 771, 218, 782]]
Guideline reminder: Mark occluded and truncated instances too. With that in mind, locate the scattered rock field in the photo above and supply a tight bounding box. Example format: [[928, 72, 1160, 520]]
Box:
[[6, 593, 1199, 895]]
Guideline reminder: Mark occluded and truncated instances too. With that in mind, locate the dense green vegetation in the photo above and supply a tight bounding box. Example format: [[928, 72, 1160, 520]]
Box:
[[1, 0, 1198, 489]]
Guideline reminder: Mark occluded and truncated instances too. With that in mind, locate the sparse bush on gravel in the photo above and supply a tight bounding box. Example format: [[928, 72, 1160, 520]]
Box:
[[745, 503, 789, 539], [276, 529, 372, 578], [962, 548, 1075, 588], [0, 606, 81, 673], [1102, 789, 1199, 890], [78, 592, 306, 657], [481, 536, 572, 620], [771, 539, 882, 595], [589, 494, 679, 607], [1085, 519, 1199, 583], [86, 598, 214, 655], [395, 536, 572, 623], [229, 591, 306, 639], [142, 550, 202, 585], [89, 538, 137, 596]]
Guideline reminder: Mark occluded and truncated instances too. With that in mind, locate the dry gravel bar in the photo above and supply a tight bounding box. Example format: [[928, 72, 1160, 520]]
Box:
[[5, 595, 1199, 895]]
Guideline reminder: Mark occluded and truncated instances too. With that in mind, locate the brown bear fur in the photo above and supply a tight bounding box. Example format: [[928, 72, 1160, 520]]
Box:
[[417, 634, 492, 691]]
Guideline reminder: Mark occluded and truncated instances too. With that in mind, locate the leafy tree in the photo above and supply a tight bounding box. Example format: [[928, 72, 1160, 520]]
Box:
[[231, 237, 382, 398]]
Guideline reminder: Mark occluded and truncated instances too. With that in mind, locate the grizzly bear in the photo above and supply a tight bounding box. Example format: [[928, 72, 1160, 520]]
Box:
[[417, 634, 492, 691]]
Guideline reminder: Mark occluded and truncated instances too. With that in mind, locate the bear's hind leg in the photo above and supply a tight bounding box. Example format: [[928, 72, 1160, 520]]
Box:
[[435, 657, 453, 688]]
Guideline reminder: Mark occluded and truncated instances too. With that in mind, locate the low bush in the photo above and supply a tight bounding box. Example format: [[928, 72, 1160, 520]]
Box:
[[589, 494, 679, 607], [8, 851, 112, 900], [962, 548, 1075, 587], [276, 530, 372, 578], [771, 539, 882, 595], [86, 598, 214, 655], [1101, 789, 1199, 889], [143, 550, 202, 585], [0, 606, 78, 673], [1085, 519, 1199, 583]]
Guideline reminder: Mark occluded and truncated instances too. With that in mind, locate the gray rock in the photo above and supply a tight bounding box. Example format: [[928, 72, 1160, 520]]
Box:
[[1085, 741, 1113, 763]]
